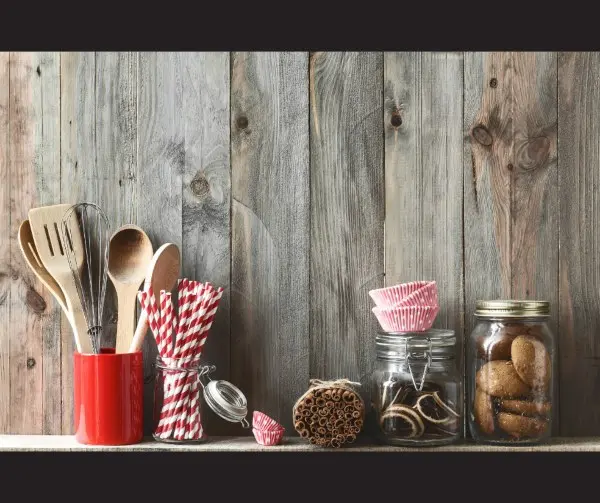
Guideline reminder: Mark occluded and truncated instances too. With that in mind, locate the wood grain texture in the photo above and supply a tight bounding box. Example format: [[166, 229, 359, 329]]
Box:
[[95, 52, 138, 349], [385, 51, 464, 427], [465, 52, 558, 432], [137, 52, 184, 434], [558, 52, 600, 435], [60, 52, 96, 433], [310, 52, 384, 399], [384, 54, 463, 335], [8, 53, 61, 433], [231, 52, 309, 432], [181, 52, 231, 434], [464, 52, 513, 323], [0, 53, 9, 432]]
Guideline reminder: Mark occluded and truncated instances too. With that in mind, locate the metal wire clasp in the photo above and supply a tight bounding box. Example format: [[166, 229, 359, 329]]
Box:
[[405, 336, 432, 392]]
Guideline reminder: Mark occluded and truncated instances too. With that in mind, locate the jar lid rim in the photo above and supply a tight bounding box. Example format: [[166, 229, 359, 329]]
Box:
[[475, 299, 549, 317], [376, 328, 455, 337], [376, 329, 457, 360]]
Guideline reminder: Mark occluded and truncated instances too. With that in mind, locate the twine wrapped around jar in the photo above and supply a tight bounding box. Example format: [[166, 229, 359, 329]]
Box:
[[292, 378, 365, 448]]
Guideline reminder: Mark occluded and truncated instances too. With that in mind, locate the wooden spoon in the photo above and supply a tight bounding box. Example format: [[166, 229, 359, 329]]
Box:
[[128, 243, 181, 353], [107, 224, 154, 354]]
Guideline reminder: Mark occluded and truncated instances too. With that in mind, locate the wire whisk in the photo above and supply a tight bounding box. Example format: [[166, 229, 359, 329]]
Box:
[[61, 203, 110, 354]]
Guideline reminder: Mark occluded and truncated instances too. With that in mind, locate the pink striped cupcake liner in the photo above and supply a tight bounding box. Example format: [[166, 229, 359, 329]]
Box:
[[396, 282, 438, 307], [369, 281, 437, 308], [253, 411, 284, 432], [372, 305, 439, 332], [252, 427, 285, 446]]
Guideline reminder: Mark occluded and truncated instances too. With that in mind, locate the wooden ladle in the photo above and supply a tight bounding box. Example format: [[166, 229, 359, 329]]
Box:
[[108, 224, 154, 354], [128, 243, 181, 353]]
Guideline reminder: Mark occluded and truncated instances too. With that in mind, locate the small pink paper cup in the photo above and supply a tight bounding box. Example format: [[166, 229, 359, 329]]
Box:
[[252, 410, 284, 431], [253, 427, 284, 446], [372, 305, 439, 332], [369, 281, 436, 308], [396, 282, 438, 307]]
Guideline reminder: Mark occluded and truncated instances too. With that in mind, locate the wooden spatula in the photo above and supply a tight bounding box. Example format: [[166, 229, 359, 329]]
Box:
[[28, 204, 94, 354], [18, 219, 69, 314]]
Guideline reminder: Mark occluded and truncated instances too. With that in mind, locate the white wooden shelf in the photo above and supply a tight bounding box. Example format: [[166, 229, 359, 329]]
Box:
[[0, 435, 599, 452]]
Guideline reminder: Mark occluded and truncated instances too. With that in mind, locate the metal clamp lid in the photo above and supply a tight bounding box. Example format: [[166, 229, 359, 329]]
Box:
[[199, 366, 250, 428]]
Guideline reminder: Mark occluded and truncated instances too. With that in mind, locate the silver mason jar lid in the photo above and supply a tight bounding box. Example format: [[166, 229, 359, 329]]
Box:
[[376, 329, 456, 361]]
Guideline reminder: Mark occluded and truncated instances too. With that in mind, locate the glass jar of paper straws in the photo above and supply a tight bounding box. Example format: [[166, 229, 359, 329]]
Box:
[[139, 279, 250, 443]]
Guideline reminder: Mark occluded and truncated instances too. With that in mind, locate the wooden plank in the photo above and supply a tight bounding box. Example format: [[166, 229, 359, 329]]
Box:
[[558, 52, 600, 435], [309, 52, 384, 401], [4, 434, 600, 452], [137, 52, 184, 434], [231, 52, 310, 432], [0, 52, 9, 432], [510, 53, 558, 433], [384, 51, 464, 424], [181, 52, 231, 435], [95, 52, 138, 349], [8, 52, 61, 433], [464, 52, 558, 432], [384, 52, 420, 282], [464, 52, 512, 331], [60, 52, 96, 433]]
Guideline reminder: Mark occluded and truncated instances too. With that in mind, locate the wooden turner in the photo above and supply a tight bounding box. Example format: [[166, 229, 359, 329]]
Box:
[[28, 204, 94, 354], [18, 219, 76, 333]]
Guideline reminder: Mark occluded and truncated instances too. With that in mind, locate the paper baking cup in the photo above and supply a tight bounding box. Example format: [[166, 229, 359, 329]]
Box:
[[253, 427, 284, 446], [397, 282, 438, 307], [252, 410, 284, 432], [372, 305, 439, 332], [369, 281, 436, 308]]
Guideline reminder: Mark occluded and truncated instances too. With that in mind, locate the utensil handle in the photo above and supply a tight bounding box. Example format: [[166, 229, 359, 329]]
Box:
[[115, 288, 139, 354], [69, 308, 94, 354], [128, 310, 149, 353]]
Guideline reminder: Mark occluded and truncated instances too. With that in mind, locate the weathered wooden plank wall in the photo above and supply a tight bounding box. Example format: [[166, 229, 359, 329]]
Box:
[[558, 52, 600, 436], [231, 52, 309, 431], [0, 51, 598, 436], [310, 52, 384, 402]]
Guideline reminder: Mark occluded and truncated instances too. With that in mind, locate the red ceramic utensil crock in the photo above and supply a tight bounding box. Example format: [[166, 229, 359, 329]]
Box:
[[74, 348, 143, 445]]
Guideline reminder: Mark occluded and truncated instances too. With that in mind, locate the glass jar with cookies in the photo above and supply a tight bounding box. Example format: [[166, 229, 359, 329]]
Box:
[[467, 300, 554, 445]]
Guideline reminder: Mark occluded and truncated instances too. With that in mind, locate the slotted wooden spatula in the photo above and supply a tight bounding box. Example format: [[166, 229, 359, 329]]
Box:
[[18, 219, 76, 330], [28, 204, 94, 354]]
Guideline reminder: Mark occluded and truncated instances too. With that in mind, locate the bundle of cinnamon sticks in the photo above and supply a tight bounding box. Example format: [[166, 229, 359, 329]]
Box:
[[293, 379, 364, 448]]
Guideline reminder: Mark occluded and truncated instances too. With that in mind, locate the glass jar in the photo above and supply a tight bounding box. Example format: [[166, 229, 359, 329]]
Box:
[[467, 300, 554, 445], [371, 329, 462, 446], [153, 356, 250, 443]]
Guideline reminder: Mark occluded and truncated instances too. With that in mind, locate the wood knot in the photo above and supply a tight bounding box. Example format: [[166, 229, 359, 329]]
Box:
[[36, 66, 41, 77], [472, 125, 493, 147], [489, 78, 498, 88], [516, 136, 551, 171], [190, 174, 210, 198], [27, 357, 36, 369], [236, 115, 249, 130], [26, 288, 47, 314], [390, 111, 402, 128]]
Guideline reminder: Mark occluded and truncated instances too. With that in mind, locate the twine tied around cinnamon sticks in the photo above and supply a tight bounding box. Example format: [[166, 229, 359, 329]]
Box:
[[293, 378, 365, 448]]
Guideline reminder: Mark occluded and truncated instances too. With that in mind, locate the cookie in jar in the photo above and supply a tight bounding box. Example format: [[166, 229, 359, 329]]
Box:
[[467, 300, 555, 444]]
